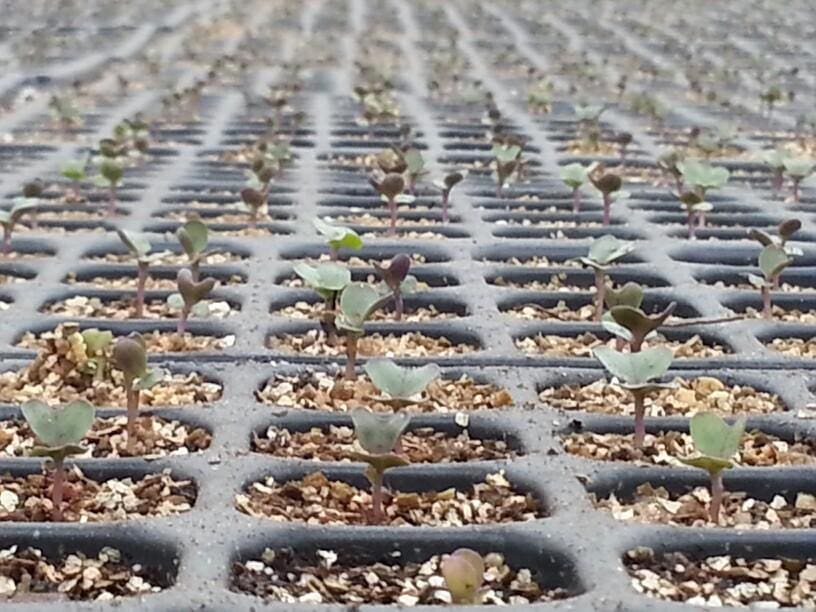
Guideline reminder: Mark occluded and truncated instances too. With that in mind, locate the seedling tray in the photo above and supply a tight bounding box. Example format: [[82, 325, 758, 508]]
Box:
[[1, 0, 816, 610]]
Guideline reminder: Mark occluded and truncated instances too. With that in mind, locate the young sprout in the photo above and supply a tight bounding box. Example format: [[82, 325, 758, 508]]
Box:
[[336, 283, 392, 380], [578, 235, 634, 321], [604, 300, 676, 352], [593, 346, 674, 448], [677, 191, 713, 239], [441, 548, 486, 605], [560, 162, 595, 213], [527, 80, 552, 113], [680, 412, 746, 523], [373, 254, 415, 321], [762, 149, 791, 195], [293, 262, 351, 344], [21, 399, 95, 521], [657, 149, 685, 193], [403, 148, 428, 194], [492, 143, 521, 198], [0, 200, 37, 255], [616, 132, 633, 162], [783, 158, 814, 203], [116, 229, 158, 318], [349, 408, 409, 524], [176, 219, 213, 281], [77, 328, 114, 382], [167, 269, 217, 334], [239, 187, 267, 229], [575, 104, 606, 151], [112, 334, 164, 453], [589, 168, 624, 226], [61, 157, 87, 202], [432, 170, 466, 223], [363, 358, 440, 407], [313, 217, 363, 261], [95, 158, 123, 217], [759, 85, 784, 117], [677, 160, 729, 227], [370, 173, 415, 236]]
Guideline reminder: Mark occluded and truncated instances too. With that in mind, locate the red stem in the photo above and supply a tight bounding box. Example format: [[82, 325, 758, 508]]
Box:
[[602, 193, 611, 226], [135, 261, 148, 318], [793, 178, 802, 203], [125, 381, 139, 453], [2, 227, 9, 255], [370, 469, 384, 524], [761, 284, 772, 319], [633, 391, 646, 449], [178, 305, 189, 334], [594, 269, 605, 321], [387, 197, 397, 236], [687, 211, 696, 239], [572, 187, 581, 214], [107, 185, 117, 216], [441, 191, 449, 223], [51, 458, 65, 522], [709, 471, 724, 523], [394, 290, 403, 321], [345, 336, 358, 380]]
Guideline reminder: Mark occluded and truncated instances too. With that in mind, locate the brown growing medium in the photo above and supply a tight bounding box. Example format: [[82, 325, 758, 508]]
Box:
[[767, 337, 816, 358], [516, 332, 725, 358], [18, 328, 234, 353], [63, 273, 246, 289], [0, 468, 194, 522], [594, 483, 816, 528], [256, 371, 513, 413], [0, 415, 211, 458], [232, 548, 568, 606], [252, 425, 516, 462], [43, 296, 234, 320], [0, 546, 164, 600], [325, 213, 443, 227], [626, 547, 816, 607], [561, 430, 815, 467], [236, 471, 541, 526], [741, 305, 816, 323], [540, 377, 782, 416], [267, 329, 476, 357], [272, 301, 456, 322], [83, 250, 245, 265], [486, 256, 581, 268]]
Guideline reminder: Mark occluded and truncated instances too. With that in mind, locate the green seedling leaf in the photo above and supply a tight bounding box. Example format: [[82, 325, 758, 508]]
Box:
[[441, 548, 485, 605], [580, 234, 634, 268], [759, 244, 793, 281], [559, 162, 590, 189], [762, 149, 791, 169], [610, 303, 676, 338], [0, 200, 37, 227], [351, 407, 410, 455], [177, 268, 216, 308], [176, 219, 208, 257], [678, 159, 729, 190], [116, 229, 151, 259], [748, 229, 774, 247], [313, 217, 363, 251], [492, 144, 521, 163], [61, 158, 87, 181], [404, 148, 425, 175], [375, 254, 411, 291], [336, 282, 387, 333], [783, 158, 815, 179], [293, 262, 351, 297], [605, 282, 644, 309], [135, 368, 164, 391], [593, 345, 674, 386], [113, 335, 148, 380], [681, 412, 745, 473], [81, 329, 113, 355], [363, 358, 440, 400], [167, 293, 184, 309], [99, 159, 123, 185], [21, 399, 95, 449], [433, 170, 467, 192], [746, 273, 765, 289]]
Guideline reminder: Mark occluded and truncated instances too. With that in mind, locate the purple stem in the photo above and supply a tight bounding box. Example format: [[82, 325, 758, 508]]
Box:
[[51, 458, 65, 522], [135, 261, 148, 318]]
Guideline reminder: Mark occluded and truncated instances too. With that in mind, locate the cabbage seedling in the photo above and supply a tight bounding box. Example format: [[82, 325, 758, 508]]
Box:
[[762, 149, 791, 195], [373, 254, 415, 321], [363, 358, 440, 407], [680, 412, 745, 523], [677, 191, 712, 239], [336, 282, 392, 379], [370, 172, 415, 236], [293, 262, 351, 343], [748, 244, 795, 319], [559, 162, 595, 213], [492, 143, 521, 198], [21, 399, 95, 521], [60, 157, 88, 202], [578, 235, 634, 321], [432, 170, 466, 223], [167, 269, 217, 334], [0, 200, 37, 254], [403, 148, 428, 194], [116, 229, 159, 318], [350, 408, 409, 524], [112, 334, 164, 453], [783, 158, 814, 203], [239, 187, 267, 229], [176, 219, 214, 281], [677, 160, 728, 227], [94, 158, 123, 217], [657, 149, 685, 193], [604, 300, 676, 352], [441, 548, 485, 605], [593, 345, 674, 447], [589, 168, 624, 226], [76, 328, 114, 382], [313, 217, 363, 260]]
